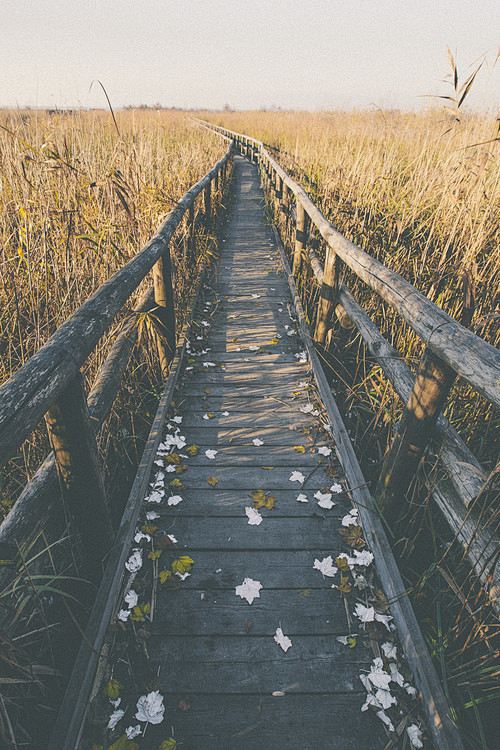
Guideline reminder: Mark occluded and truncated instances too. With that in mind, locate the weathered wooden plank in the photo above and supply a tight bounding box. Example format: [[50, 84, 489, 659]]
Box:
[[159, 516, 342, 551], [175, 396, 311, 414], [152, 588, 348, 635], [178, 383, 311, 399], [168, 444, 327, 465], [149, 635, 370, 694], [176, 410, 318, 429], [139, 694, 385, 750], [208, 122, 500, 412], [184, 371, 308, 385], [151, 488, 335, 516], [166, 550, 346, 589], [163, 465, 333, 489], [176, 426, 325, 445]]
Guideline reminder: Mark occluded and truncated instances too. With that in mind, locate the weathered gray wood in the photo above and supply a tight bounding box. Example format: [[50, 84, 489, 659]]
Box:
[[163, 464, 332, 489], [314, 243, 339, 344], [153, 249, 176, 374], [49, 205, 219, 750], [138, 694, 385, 750], [45, 372, 113, 580], [153, 588, 348, 635], [375, 347, 456, 519], [160, 516, 342, 551], [0, 289, 154, 552], [151, 635, 370, 694], [202, 121, 500, 412], [337, 285, 499, 607], [0, 144, 233, 468], [273, 225, 465, 749], [178, 426, 326, 445], [293, 199, 308, 275], [151, 488, 334, 517]]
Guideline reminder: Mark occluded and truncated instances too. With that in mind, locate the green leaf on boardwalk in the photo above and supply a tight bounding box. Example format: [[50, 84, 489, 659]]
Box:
[[293, 445, 306, 453], [207, 476, 218, 486], [158, 739, 177, 750], [169, 478, 183, 489], [159, 569, 172, 583], [186, 444, 200, 456], [172, 556, 194, 575], [105, 679, 120, 700], [109, 736, 139, 750]]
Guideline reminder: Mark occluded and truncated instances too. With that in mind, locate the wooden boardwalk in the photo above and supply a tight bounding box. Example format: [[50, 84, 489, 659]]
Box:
[[137, 156, 386, 748]]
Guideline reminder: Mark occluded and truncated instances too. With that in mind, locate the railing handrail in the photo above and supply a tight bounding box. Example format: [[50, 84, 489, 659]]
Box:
[[197, 120, 500, 413], [0, 143, 234, 469]]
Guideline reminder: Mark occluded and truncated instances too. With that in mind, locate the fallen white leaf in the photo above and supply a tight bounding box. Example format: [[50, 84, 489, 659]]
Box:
[[407, 724, 423, 748], [134, 531, 151, 544], [235, 577, 263, 604], [405, 683, 418, 697], [248, 345, 259, 351], [175, 571, 191, 581], [117, 609, 130, 622], [296, 493, 308, 503], [374, 612, 393, 630], [274, 627, 292, 652], [205, 449, 218, 459], [317, 446, 331, 456], [146, 510, 160, 520], [300, 404, 314, 414], [222, 411, 229, 416], [125, 549, 143, 573], [125, 725, 141, 740], [342, 511, 359, 527], [367, 658, 392, 690], [167, 534, 177, 544], [252, 438, 264, 446], [376, 710, 395, 733], [107, 708, 125, 730], [389, 662, 405, 686], [124, 590, 138, 609], [135, 690, 165, 725], [348, 549, 374, 568], [167, 495, 183, 506], [354, 603, 375, 623], [147, 490, 163, 504], [164, 465, 176, 473], [289, 471, 305, 483], [245, 506, 263, 525], [313, 556, 338, 578], [375, 687, 397, 709], [171, 416, 183, 424], [381, 642, 397, 660], [314, 490, 335, 509]]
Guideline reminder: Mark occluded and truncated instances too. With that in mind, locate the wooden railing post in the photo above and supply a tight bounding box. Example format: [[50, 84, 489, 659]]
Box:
[[375, 348, 457, 520], [45, 372, 113, 582], [153, 249, 176, 376], [314, 244, 340, 344], [204, 182, 211, 226], [293, 200, 309, 276]]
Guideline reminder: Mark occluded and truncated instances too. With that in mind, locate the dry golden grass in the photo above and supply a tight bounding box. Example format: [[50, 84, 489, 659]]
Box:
[[205, 108, 500, 464], [0, 108, 226, 384]]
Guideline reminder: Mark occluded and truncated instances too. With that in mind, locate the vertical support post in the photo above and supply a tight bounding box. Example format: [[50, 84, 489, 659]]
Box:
[[293, 200, 309, 276], [314, 244, 340, 344], [204, 182, 211, 227], [153, 247, 176, 376], [188, 202, 196, 261], [375, 348, 457, 520], [45, 372, 113, 582], [275, 174, 283, 201]]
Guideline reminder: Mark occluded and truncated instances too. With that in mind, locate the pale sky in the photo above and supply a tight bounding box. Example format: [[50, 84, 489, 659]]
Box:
[[1, 0, 499, 111]]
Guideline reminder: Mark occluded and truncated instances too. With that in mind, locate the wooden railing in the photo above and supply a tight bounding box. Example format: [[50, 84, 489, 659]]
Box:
[[0, 141, 233, 582], [198, 120, 500, 611]]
